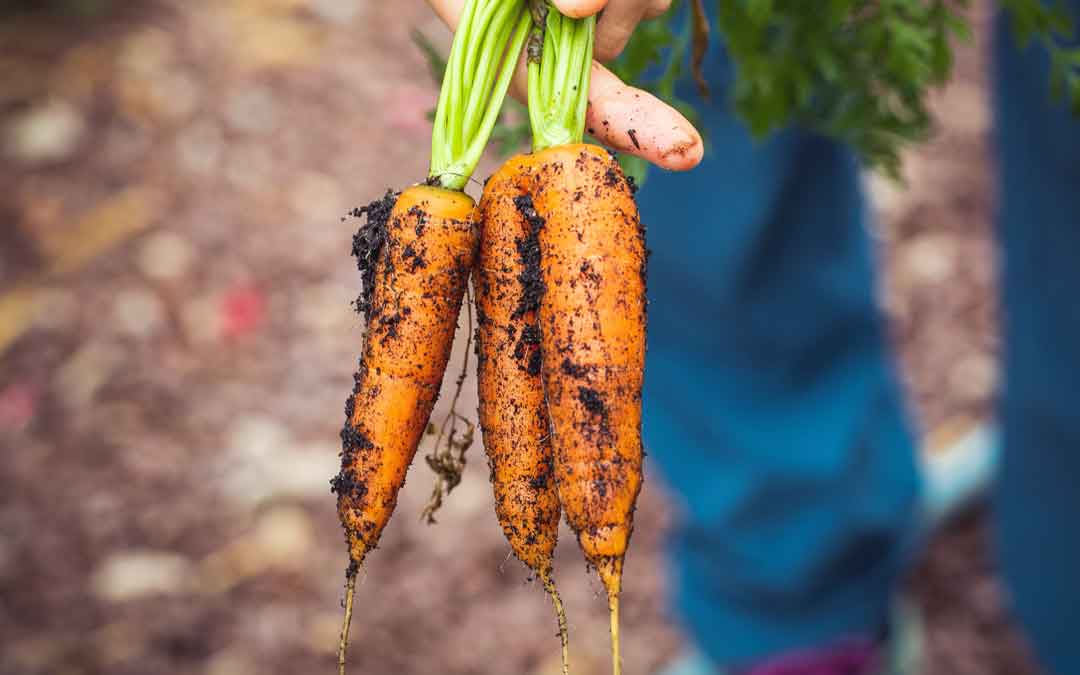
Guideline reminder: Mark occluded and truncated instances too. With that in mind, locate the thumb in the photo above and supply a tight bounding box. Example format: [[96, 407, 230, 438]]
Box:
[[550, 0, 609, 19]]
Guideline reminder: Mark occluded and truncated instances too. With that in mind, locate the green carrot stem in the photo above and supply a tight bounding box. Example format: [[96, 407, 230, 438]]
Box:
[[528, 2, 594, 151], [430, 0, 531, 191]]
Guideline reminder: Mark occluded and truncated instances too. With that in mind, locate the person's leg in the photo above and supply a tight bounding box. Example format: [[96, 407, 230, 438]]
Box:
[[992, 8, 1080, 674], [636, 39, 922, 668]]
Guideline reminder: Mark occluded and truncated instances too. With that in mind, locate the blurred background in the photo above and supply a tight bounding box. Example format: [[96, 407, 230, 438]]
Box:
[[0, 1, 1039, 673]]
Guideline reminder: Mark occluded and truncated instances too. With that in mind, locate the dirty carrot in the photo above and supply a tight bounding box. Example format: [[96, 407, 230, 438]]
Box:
[[332, 1, 530, 672], [334, 185, 479, 673], [476, 154, 569, 674], [533, 143, 645, 675], [526, 5, 646, 675]]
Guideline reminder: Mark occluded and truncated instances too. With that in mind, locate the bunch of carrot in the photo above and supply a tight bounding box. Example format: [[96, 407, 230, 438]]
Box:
[[333, 2, 645, 674]]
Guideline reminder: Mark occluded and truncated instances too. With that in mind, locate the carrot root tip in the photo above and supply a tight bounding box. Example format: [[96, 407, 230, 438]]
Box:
[[609, 591, 621, 675], [338, 571, 358, 675], [541, 572, 570, 675]]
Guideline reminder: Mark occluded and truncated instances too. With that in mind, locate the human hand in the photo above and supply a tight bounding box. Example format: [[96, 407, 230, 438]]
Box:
[[560, 0, 673, 63], [426, 0, 703, 171]]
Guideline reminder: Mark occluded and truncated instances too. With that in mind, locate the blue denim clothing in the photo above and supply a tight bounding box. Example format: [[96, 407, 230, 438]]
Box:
[[636, 6, 1079, 673], [993, 9, 1080, 675]]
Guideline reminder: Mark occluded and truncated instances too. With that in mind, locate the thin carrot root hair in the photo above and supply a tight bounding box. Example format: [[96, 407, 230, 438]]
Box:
[[421, 285, 477, 524], [541, 571, 570, 675], [609, 590, 621, 675], [338, 569, 358, 675]]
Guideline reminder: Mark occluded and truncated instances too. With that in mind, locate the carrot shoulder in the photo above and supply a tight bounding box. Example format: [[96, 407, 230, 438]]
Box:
[[334, 185, 479, 569]]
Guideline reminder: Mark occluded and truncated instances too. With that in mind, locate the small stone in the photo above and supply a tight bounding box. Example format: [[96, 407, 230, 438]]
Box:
[[91, 550, 193, 602], [271, 441, 340, 499], [218, 442, 336, 505], [112, 288, 165, 339], [902, 233, 957, 286], [224, 84, 278, 135], [4, 100, 87, 165], [137, 231, 197, 282], [218, 418, 332, 505], [251, 506, 314, 568], [175, 120, 224, 176], [227, 414, 290, 463]]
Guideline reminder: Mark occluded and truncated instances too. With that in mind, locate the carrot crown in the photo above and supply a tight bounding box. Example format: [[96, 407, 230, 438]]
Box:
[[527, 1, 595, 152], [429, 0, 531, 191]]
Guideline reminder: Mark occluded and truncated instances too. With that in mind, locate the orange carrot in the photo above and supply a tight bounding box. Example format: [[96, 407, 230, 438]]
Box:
[[335, 185, 478, 566], [476, 155, 569, 674], [524, 5, 647, 671], [333, 185, 479, 673], [532, 144, 646, 675]]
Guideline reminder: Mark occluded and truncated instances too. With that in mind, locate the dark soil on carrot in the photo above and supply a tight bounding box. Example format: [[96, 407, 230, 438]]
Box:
[[348, 190, 396, 315], [0, 2, 1037, 674], [513, 193, 547, 320]]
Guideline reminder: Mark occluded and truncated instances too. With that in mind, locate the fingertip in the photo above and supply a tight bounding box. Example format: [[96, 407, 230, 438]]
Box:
[[658, 126, 704, 172], [594, 24, 634, 63], [551, 0, 608, 19], [585, 65, 704, 172]]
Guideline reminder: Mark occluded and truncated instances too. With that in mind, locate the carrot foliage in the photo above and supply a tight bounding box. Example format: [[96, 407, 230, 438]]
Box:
[[429, 0, 531, 190], [526, 1, 596, 150], [615, 0, 1080, 178]]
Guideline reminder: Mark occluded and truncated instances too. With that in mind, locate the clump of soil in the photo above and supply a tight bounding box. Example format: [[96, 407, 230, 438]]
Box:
[[348, 190, 397, 315], [509, 194, 548, 376], [512, 194, 546, 320]]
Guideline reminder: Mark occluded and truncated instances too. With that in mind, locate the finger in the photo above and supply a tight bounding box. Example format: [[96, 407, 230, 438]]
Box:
[[551, 0, 609, 19], [593, 2, 646, 62], [584, 62, 703, 171], [428, 0, 465, 27], [509, 60, 700, 171], [643, 0, 673, 20], [431, 0, 614, 25]]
